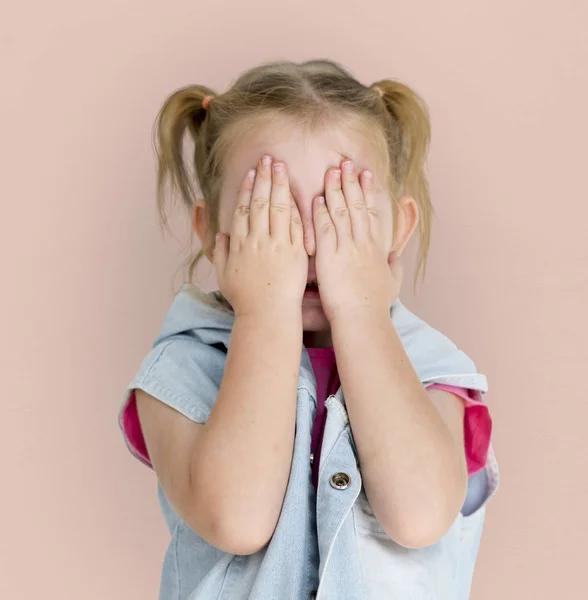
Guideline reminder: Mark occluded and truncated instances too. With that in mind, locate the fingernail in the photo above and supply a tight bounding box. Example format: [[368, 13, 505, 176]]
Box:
[[363, 170, 373, 180], [262, 155, 272, 166], [342, 160, 354, 172], [247, 169, 256, 180], [333, 170, 341, 180], [273, 162, 284, 172]]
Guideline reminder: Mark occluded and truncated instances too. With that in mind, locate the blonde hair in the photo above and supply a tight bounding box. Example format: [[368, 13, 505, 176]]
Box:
[[154, 59, 432, 311]]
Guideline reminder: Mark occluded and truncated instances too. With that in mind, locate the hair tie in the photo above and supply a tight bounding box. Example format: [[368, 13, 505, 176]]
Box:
[[202, 95, 213, 110]]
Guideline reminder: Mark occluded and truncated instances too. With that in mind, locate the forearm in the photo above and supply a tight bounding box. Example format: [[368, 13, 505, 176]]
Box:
[[330, 311, 467, 547], [191, 310, 302, 545]]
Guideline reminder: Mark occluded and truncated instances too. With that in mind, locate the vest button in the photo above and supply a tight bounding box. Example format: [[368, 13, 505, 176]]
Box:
[[329, 472, 351, 490]]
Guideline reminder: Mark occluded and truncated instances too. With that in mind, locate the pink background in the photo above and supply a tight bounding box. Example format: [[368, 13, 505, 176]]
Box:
[[2, 1, 587, 598]]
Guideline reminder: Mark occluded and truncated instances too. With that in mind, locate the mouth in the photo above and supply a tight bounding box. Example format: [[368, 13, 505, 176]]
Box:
[[304, 280, 320, 299]]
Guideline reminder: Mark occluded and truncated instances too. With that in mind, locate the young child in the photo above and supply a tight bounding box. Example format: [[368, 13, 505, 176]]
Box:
[[119, 59, 498, 599]]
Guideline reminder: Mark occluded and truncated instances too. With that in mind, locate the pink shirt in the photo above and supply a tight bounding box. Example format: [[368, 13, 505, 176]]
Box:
[[121, 348, 492, 485], [306, 347, 492, 489]]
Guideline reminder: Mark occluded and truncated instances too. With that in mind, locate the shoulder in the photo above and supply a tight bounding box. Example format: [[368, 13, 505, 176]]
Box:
[[391, 300, 488, 391], [128, 334, 226, 425]]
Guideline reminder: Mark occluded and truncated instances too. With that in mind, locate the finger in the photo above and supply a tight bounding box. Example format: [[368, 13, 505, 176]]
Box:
[[231, 168, 256, 244], [249, 154, 273, 236], [324, 167, 352, 244], [269, 161, 292, 239], [359, 169, 382, 244], [313, 195, 336, 253], [341, 160, 370, 243], [290, 194, 304, 248]]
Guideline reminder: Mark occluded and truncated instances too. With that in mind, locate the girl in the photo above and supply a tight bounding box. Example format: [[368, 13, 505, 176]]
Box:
[[119, 59, 498, 599]]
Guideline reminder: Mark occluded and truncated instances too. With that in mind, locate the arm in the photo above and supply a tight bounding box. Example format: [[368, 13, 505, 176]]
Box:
[[138, 154, 308, 555], [136, 310, 302, 555], [330, 311, 468, 549]]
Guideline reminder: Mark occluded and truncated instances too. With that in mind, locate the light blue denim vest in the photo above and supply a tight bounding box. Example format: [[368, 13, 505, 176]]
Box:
[[119, 284, 499, 599]]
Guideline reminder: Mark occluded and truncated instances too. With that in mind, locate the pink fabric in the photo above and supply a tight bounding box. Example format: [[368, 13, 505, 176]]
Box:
[[121, 390, 152, 467], [307, 347, 340, 489], [120, 353, 492, 478], [425, 383, 492, 475]]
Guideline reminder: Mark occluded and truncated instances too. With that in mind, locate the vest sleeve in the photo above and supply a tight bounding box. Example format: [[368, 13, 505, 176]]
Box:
[[117, 336, 224, 466], [425, 383, 492, 475]]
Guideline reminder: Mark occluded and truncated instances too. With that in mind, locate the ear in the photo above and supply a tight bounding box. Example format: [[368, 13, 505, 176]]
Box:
[[391, 195, 419, 256], [193, 199, 214, 262]]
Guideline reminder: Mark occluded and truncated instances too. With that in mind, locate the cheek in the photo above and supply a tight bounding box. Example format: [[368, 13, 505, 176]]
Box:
[[384, 214, 394, 246], [216, 174, 245, 233], [374, 200, 394, 250], [220, 213, 232, 234], [218, 196, 237, 234]]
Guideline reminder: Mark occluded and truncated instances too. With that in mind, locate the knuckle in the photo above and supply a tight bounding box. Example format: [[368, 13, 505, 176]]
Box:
[[320, 221, 333, 234], [252, 196, 269, 209], [235, 205, 250, 216], [350, 199, 366, 210], [334, 206, 349, 218], [269, 202, 289, 214]]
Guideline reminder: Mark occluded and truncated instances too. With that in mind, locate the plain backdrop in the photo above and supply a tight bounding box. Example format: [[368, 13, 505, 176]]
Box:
[[1, 1, 587, 598]]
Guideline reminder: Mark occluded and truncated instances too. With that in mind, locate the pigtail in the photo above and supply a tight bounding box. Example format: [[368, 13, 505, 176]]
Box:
[[371, 79, 433, 283], [153, 85, 217, 230]]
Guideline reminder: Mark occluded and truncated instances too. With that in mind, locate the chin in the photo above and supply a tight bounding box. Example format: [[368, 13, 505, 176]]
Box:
[[301, 304, 330, 332]]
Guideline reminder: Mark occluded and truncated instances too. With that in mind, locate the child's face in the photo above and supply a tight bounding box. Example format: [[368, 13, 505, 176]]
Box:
[[215, 118, 394, 332]]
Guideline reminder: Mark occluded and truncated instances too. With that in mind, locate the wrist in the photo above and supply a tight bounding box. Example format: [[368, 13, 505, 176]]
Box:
[[235, 308, 303, 330], [328, 307, 391, 330]]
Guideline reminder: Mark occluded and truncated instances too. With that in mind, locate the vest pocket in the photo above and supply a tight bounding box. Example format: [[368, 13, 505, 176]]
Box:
[[354, 493, 463, 597]]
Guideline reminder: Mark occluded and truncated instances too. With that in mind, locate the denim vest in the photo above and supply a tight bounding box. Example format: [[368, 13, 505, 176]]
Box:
[[119, 285, 499, 599]]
